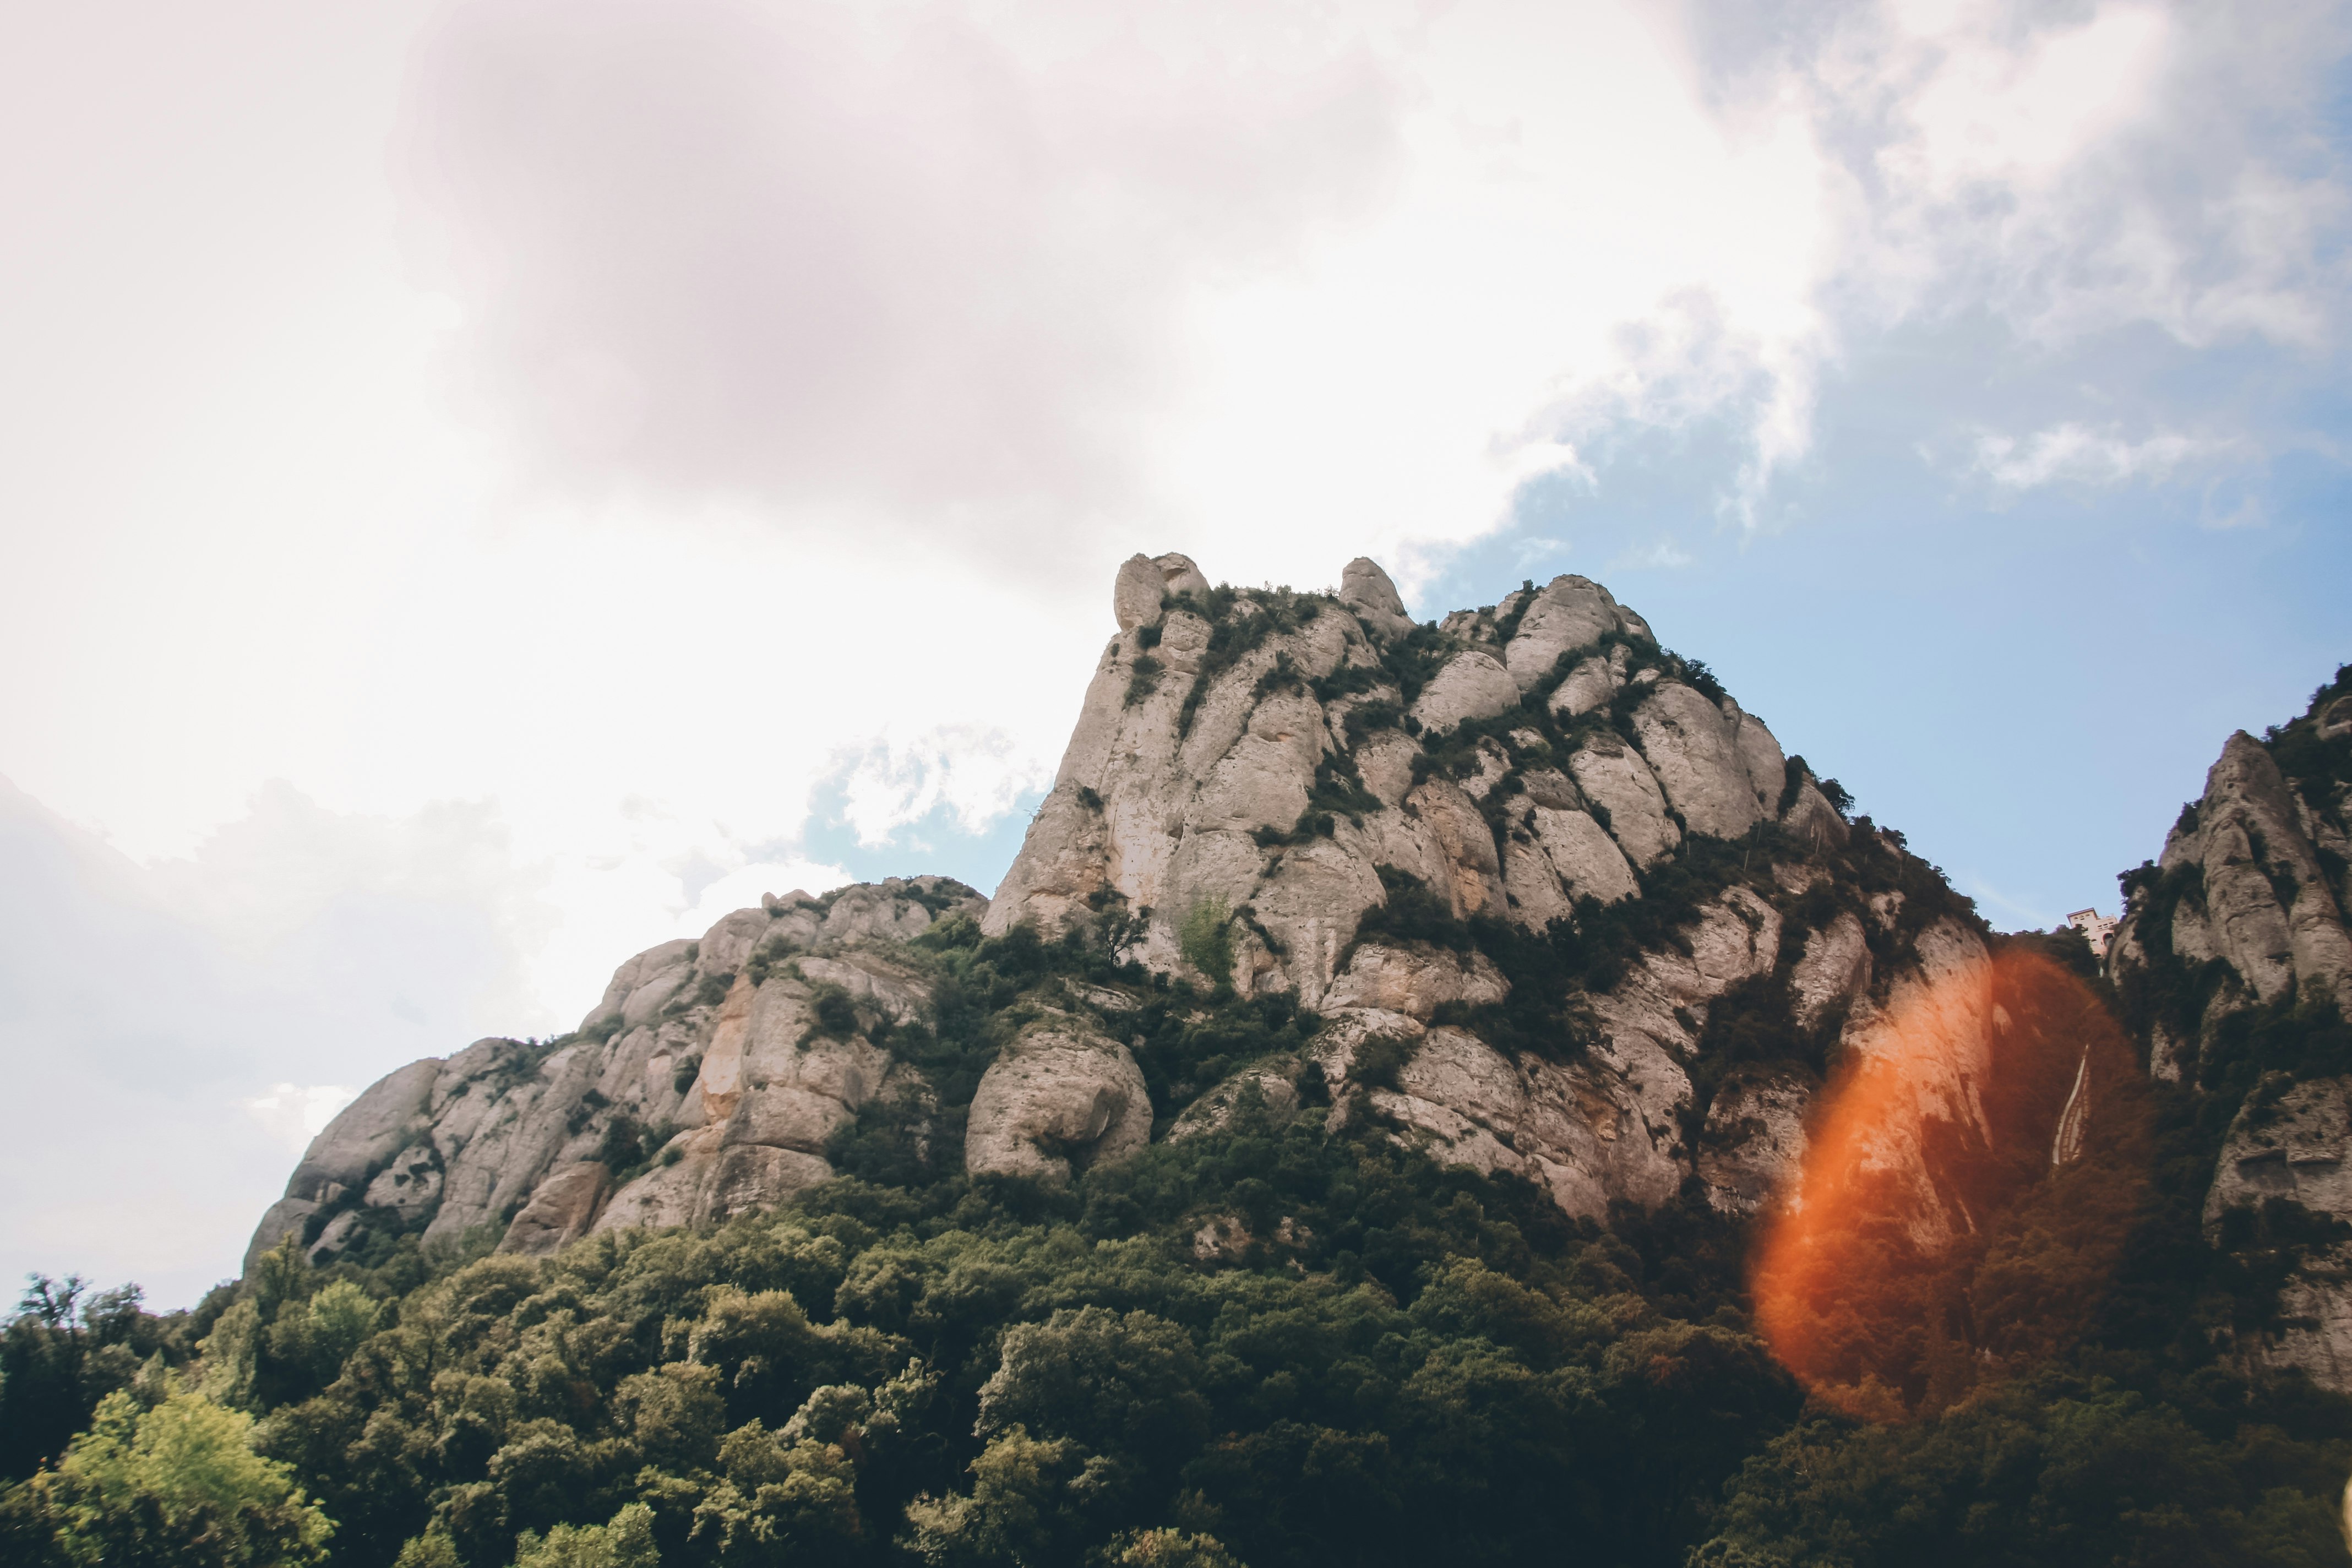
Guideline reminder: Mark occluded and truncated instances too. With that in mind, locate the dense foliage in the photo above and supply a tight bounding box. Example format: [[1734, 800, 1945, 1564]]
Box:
[[13, 1007, 2352, 1568], [13, 873, 2352, 1567], [7, 1102, 1805, 1568]]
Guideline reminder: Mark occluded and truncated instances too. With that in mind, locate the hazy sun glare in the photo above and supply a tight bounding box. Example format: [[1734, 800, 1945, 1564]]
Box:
[[1751, 946, 2150, 1420]]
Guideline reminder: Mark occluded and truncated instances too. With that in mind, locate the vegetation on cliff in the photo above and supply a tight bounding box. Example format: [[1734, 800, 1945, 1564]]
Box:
[[8, 941, 2352, 1568]]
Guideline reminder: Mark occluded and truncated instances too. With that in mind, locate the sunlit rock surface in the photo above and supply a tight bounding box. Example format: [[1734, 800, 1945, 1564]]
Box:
[[248, 554, 2001, 1284]]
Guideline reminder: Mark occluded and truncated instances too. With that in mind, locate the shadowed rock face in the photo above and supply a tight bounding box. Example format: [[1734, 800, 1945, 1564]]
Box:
[[2109, 676, 2352, 1387], [2205, 1077, 2352, 1386], [246, 553, 2002, 1281]]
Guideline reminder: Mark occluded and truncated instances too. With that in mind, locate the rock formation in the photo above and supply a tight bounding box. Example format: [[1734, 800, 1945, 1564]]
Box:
[[2110, 727, 2352, 1081], [2109, 668, 2352, 1385], [248, 554, 1998, 1276], [247, 878, 981, 1268], [980, 553, 1988, 1221]]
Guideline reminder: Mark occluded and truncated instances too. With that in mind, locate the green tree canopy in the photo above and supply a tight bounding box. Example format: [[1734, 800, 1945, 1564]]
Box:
[[18, 1385, 332, 1568]]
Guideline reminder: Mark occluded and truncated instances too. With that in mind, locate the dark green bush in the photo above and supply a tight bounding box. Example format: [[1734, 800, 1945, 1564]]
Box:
[[1351, 866, 1473, 954], [1127, 655, 1165, 707]]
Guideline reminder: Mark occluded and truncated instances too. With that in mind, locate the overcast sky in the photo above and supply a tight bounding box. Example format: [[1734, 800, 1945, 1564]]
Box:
[[4, 0, 2348, 1307]]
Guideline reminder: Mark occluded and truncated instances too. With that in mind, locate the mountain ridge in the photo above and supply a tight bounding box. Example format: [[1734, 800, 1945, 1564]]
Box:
[[246, 552, 1996, 1280]]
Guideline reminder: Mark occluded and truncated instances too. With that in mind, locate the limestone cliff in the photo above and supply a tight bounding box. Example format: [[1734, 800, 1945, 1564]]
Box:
[[247, 553, 2000, 1273]]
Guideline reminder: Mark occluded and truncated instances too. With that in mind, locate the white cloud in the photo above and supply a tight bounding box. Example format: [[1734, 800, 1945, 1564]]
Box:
[[0, 777, 542, 1304], [395, 0, 1410, 548], [1802, 0, 2349, 351], [1511, 535, 1573, 568], [1881, 4, 2171, 197], [0, 0, 2334, 960], [1968, 421, 2224, 491], [2201, 490, 2269, 531], [1612, 538, 1698, 571], [1954, 869, 2060, 932], [831, 728, 1058, 851]]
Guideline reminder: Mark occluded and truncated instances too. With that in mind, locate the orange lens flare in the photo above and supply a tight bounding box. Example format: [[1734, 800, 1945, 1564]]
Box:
[[1750, 947, 2149, 1420]]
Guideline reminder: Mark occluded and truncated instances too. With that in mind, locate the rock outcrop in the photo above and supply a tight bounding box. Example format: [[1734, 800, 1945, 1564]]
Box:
[[970, 556, 1987, 1222], [2108, 669, 2352, 1386], [248, 552, 2001, 1278], [964, 1015, 1151, 1181], [2110, 726, 2352, 1081], [247, 878, 982, 1267], [2204, 1076, 2352, 1386]]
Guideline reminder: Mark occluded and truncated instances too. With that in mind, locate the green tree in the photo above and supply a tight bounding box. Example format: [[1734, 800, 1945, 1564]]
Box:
[[1177, 899, 1234, 989], [902, 1425, 1089, 1568], [1098, 1528, 1246, 1568], [977, 1308, 1211, 1477], [515, 1502, 661, 1568], [23, 1385, 333, 1567], [1, 1275, 173, 1480]]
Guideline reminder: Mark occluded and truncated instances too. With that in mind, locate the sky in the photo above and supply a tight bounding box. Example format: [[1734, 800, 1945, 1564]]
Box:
[[2, 0, 2348, 1307]]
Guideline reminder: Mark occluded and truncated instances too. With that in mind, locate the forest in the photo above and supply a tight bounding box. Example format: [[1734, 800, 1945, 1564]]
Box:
[[6, 919, 2352, 1567]]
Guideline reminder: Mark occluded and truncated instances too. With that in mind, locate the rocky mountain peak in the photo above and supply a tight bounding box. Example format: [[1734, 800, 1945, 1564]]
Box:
[[248, 553, 2001, 1285], [990, 555, 1845, 1006]]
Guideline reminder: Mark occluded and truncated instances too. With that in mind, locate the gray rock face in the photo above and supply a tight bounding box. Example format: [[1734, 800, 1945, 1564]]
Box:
[[1410, 650, 1519, 736], [1631, 682, 1767, 840], [1114, 553, 1165, 631], [2110, 728, 2352, 1080], [1322, 943, 1509, 1019], [499, 1162, 609, 1256], [1295, 886, 1922, 1245], [360, 1145, 442, 1223], [1155, 552, 1211, 600], [1277, 879, 1936, 1227], [1525, 804, 1638, 908], [2206, 1077, 2352, 1386], [602, 941, 698, 1033], [1404, 778, 1508, 918], [2100, 693, 2352, 1391], [289, 1060, 440, 1196], [1503, 575, 1629, 692], [1550, 655, 1619, 719], [966, 552, 1962, 1229], [1789, 913, 1871, 1031], [243, 1059, 440, 1271], [1726, 700, 1789, 814], [1339, 556, 1414, 640], [1569, 738, 1680, 869], [1167, 1063, 1300, 1140], [595, 1139, 835, 1233], [249, 552, 1986, 1278], [1696, 1070, 1813, 1212], [1781, 776, 1850, 851], [965, 1015, 1151, 1182], [244, 876, 982, 1268], [589, 935, 944, 1234]]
